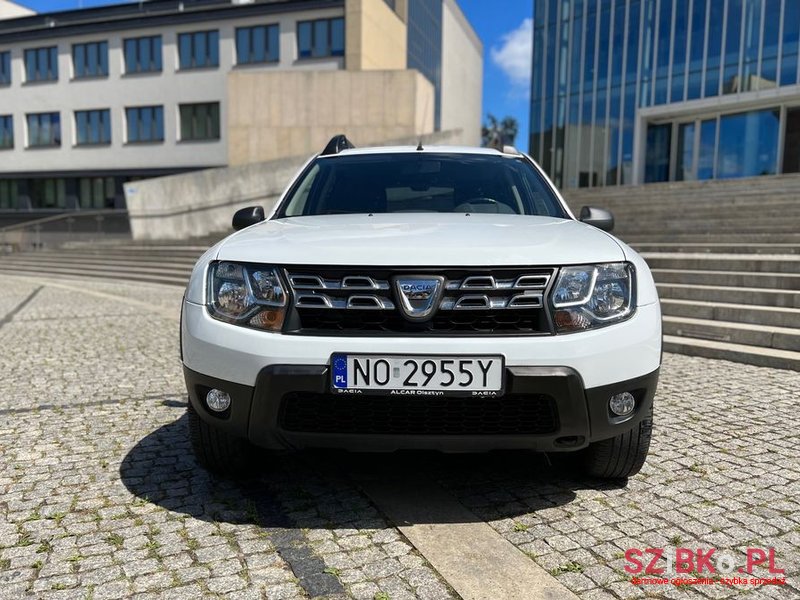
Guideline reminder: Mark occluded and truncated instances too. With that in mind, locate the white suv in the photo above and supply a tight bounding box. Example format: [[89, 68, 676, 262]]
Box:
[[181, 137, 661, 480]]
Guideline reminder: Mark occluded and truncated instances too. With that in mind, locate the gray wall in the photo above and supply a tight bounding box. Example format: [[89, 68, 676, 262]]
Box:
[[125, 128, 465, 241], [440, 0, 482, 147]]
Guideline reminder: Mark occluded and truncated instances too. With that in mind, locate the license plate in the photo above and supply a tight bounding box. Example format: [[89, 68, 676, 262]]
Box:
[[330, 354, 504, 396]]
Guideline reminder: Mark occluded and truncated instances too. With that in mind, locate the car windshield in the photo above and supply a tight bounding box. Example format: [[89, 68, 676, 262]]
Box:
[[276, 153, 568, 218]]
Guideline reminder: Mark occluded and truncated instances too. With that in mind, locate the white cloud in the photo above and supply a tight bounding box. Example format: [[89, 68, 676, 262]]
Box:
[[490, 18, 533, 92]]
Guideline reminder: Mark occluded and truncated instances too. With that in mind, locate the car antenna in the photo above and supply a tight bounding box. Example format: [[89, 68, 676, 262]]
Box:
[[321, 134, 355, 155], [416, 139, 424, 151]]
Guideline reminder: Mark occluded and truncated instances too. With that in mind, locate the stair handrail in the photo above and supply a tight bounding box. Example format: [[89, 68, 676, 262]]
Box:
[[0, 208, 129, 233], [0, 209, 130, 253]]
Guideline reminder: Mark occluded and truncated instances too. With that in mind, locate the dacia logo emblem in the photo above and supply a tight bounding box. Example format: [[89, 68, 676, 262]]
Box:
[[393, 276, 445, 321]]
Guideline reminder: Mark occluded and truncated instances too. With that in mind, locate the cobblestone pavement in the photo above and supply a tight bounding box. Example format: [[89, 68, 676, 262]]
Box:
[[0, 276, 798, 599]]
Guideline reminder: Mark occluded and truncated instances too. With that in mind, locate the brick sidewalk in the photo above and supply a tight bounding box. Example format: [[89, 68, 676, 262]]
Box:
[[0, 278, 797, 599]]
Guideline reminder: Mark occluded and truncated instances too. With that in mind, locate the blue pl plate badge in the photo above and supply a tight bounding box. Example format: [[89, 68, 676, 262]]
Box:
[[332, 354, 348, 388]]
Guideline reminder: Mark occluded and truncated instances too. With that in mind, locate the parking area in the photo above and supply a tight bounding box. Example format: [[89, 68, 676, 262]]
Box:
[[0, 277, 797, 599]]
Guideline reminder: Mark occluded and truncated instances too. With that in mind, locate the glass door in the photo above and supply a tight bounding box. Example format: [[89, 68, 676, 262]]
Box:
[[675, 122, 696, 181], [644, 123, 671, 183], [782, 107, 800, 173]]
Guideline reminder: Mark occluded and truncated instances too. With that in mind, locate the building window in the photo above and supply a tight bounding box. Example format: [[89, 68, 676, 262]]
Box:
[[179, 102, 220, 141], [124, 36, 162, 74], [717, 109, 781, 178], [0, 51, 10, 85], [75, 109, 111, 146], [0, 180, 17, 209], [0, 115, 12, 149], [24, 46, 58, 82], [72, 41, 108, 78], [407, 0, 442, 130], [297, 18, 345, 59], [28, 178, 67, 208], [236, 24, 280, 64], [178, 30, 219, 70], [644, 124, 671, 183], [26, 112, 61, 147], [79, 177, 116, 209], [126, 106, 164, 143]]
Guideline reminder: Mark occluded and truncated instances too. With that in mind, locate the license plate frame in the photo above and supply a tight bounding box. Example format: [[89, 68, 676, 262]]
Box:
[[330, 353, 506, 397]]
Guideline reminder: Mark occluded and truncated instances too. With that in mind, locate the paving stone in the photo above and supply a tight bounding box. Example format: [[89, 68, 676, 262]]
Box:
[[430, 353, 800, 599], [2, 277, 798, 600], [348, 581, 381, 600], [206, 574, 248, 594], [0, 280, 457, 600]]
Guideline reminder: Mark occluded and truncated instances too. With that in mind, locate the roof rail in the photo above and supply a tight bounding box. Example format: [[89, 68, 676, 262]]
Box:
[[321, 134, 355, 155]]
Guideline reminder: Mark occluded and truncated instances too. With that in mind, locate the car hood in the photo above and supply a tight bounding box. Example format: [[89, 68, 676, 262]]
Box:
[[216, 213, 625, 266]]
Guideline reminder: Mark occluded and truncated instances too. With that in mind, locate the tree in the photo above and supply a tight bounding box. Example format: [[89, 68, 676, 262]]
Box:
[[482, 114, 519, 149]]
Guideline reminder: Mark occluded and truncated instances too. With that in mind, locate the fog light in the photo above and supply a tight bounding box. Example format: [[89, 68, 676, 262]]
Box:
[[609, 392, 635, 416], [206, 389, 231, 412]]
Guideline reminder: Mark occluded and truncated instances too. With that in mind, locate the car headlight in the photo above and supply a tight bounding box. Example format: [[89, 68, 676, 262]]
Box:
[[550, 262, 635, 332], [207, 261, 287, 331]]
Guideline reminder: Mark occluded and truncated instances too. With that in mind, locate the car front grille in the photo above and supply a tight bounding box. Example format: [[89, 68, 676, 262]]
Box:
[[278, 392, 559, 435], [283, 267, 556, 335]]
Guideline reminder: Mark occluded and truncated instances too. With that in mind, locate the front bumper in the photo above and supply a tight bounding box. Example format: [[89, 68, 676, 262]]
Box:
[[182, 300, 662, 390], [184, 363, 659, 452]]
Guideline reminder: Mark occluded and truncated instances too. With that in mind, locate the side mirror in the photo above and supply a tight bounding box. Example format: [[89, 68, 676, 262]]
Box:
[[232, 206, 265, 231], [579, 206, 614, 232]]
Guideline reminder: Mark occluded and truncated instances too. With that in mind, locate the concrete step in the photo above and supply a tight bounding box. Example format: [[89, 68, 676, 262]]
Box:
[[3, 254, 198, 269], [25, 248, 208, 259], [0, 264, 187, 286], [663, 335, 800, 371], [622, 233, 800, 243], [652, 268, 800, 290], [660, 298, 800, 328], [619, 223, 800, 234], [1, 258, 192, 277], [569, 199, 800, 214], [620, 210, 800, 218], [610, 210, 800, 220], [61, 242, 213, 252], [570, 197, 800, 211], [565, 174, 800, 196], [607, 206, 800, 219], [567, 184, 800, 198], [656, 283, 800, 308], [633, 243, 800, 255], [642, 253, 800, 274], [663, 316, 799, 352]]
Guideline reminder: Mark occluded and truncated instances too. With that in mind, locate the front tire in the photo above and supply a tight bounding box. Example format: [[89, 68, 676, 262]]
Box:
[[187, 402, 252, 476], [583, 413, 653, 479]]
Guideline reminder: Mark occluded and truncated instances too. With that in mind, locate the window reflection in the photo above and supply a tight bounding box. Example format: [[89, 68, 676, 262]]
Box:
[[530, 0, 800, 187], [676, 122, 695, 181], [716, 110, 780, 178], [697, 120, 716, 180], [760, 0, 781, 87], [645, 124, 671, 183], [670, 0, 689, 102], [740, 0, 761, 91], [781, 2, 800, 85]]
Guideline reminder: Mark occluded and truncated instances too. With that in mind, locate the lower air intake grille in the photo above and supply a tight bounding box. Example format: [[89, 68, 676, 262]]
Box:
[[278, 393, 559, 435]]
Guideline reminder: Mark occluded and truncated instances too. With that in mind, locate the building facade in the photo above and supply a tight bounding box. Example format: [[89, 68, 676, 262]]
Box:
[[0, 0, 481, 215], [0, 0, 32, 20], [530, 0, 800, 189]]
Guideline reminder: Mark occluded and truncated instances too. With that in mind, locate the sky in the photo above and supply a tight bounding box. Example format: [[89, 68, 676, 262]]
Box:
[[458, 0, 533, 149], [18, 0, 534, 150]]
